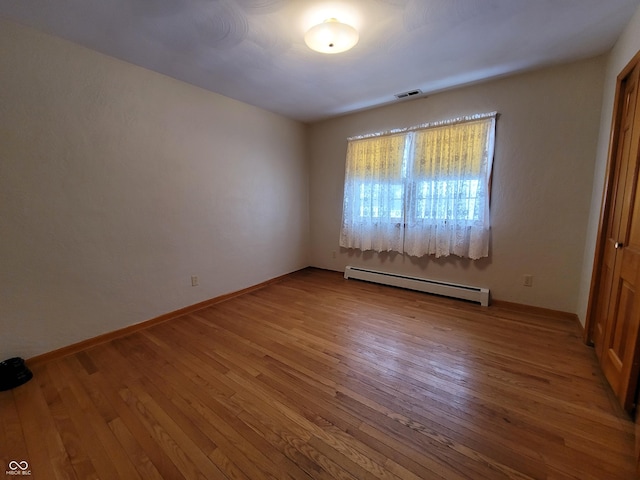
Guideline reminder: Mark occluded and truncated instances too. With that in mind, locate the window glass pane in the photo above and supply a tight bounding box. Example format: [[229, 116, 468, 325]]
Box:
[[358, 183, 404, 219], [414, 179, 480, 221]]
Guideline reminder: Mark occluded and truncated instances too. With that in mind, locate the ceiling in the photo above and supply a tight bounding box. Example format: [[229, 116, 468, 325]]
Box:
[[2, 0, 639, 122]]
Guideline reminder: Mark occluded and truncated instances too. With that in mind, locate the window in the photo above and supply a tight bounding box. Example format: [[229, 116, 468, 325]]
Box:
[[339, 112, 496, 259]]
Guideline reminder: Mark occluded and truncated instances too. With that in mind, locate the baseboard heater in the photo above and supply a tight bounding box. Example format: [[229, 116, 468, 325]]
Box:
[[344, 266, 490, 306]]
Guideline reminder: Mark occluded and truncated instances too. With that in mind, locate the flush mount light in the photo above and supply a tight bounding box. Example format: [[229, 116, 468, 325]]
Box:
[[304, 18, 359, 54]]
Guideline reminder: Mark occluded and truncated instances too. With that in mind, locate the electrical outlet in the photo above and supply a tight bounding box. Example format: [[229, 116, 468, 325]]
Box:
[[332, 250, 337, 259], [191, 275, 199, 287], [523, 274, 533, 287]]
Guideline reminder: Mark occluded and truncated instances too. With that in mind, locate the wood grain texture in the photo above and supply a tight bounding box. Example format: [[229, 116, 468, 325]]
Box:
[[1, 268, 635, 479], [27, 270, 293, 367]]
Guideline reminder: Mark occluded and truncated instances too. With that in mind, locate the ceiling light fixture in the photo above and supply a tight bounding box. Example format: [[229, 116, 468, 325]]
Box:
[[304, 18, 359, 54]]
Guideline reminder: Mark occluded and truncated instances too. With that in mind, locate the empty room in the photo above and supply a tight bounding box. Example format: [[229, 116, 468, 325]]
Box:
[[3, 0, 640, 478]]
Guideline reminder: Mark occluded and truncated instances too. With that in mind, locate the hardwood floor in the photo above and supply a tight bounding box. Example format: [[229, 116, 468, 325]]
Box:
[[1, 268, 636, 479]]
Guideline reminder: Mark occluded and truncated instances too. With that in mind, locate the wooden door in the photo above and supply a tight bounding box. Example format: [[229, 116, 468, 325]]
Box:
[[590, 59, 640, 412]]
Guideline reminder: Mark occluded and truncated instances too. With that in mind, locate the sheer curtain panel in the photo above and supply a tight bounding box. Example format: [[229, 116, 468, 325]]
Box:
[[339, 113, 496, 259], [339, 133, 407, 252]]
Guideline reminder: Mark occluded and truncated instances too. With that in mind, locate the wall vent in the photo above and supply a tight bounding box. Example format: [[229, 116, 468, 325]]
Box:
[[394, 89, 422, 99]]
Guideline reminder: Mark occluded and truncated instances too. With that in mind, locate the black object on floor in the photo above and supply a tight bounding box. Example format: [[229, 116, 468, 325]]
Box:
[[0, 357, 33, 391]]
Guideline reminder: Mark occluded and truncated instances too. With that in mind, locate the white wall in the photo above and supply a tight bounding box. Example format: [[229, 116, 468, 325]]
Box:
[[0, 20, 309, 359], [577, 5, 640, 325], [309, 57, 606, 314]]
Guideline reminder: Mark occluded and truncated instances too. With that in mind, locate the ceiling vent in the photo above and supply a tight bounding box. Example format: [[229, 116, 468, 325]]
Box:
[[395, 89, 422, 99]]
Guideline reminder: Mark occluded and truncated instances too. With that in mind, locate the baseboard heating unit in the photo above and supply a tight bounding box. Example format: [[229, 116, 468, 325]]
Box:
[[344, 266, 490, 306]]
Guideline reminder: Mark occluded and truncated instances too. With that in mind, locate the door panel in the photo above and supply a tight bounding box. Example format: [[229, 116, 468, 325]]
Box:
[[593, 62, 640, 412], [594, 241, 617, 358], [594, 66, 639, 359], [602, 254, 640, 410], [602, 278, 633, 390]]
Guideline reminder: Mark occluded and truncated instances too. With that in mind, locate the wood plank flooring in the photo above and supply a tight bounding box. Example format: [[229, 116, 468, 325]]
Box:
[[1, 268, 636, 479]]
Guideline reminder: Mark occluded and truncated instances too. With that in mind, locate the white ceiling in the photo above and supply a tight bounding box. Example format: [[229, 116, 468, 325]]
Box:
[[2, 0, 639, 122]]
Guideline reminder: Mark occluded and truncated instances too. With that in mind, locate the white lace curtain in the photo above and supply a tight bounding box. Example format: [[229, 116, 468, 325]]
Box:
[[339, 112, 496, 259]]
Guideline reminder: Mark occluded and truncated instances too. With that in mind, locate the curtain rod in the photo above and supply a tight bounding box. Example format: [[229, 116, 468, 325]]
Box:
[[347, 111, 498, 141]]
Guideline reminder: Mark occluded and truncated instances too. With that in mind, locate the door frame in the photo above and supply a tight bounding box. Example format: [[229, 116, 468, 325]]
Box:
[[585, 51, 640, 345]]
